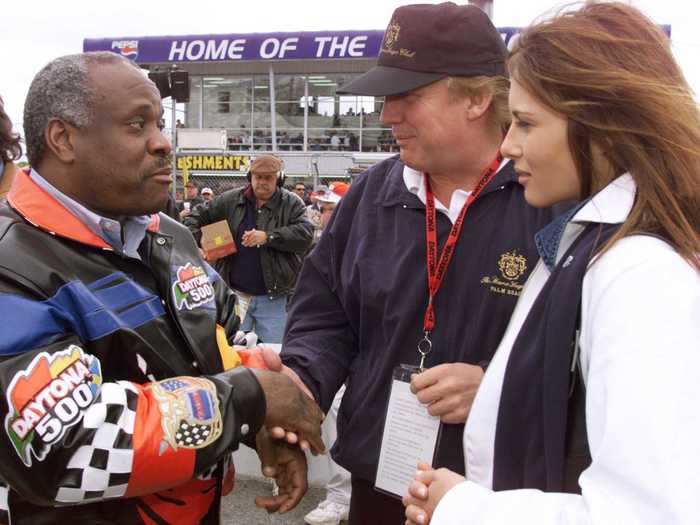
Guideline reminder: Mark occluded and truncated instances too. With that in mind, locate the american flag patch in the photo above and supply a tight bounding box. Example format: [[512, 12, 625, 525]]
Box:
[[159, 378, 190, 392]]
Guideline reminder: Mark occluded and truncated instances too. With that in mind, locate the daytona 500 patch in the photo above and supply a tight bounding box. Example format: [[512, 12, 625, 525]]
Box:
[[172, 263, 215, 311], [150, 377, 222, 452], [4, 345, 103, 466]]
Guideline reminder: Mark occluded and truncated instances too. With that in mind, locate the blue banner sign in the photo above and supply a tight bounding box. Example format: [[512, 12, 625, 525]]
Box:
[[84, 26, 670, 64]]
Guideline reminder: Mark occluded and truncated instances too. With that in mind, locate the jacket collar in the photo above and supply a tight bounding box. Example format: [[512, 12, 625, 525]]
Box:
[[376, 156, 518, 209], [572, 173, 635, 225], [241, 184, 282, 210], [7, 168, 160, 250], [534, 174, 635, 270]]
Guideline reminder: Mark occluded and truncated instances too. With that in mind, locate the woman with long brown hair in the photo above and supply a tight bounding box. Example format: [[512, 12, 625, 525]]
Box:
[[0, 96, 22, 200], [403, 2, 700, 523]]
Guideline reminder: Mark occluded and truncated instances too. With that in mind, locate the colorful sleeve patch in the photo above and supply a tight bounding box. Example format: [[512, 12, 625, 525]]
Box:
[[4, 345, 103, 467], [148, 377, 222, 452], [172, 263, 216, 311]]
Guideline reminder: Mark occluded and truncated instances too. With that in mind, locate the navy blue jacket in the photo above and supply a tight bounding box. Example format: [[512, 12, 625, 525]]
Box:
[[282, 156, 562, 481]]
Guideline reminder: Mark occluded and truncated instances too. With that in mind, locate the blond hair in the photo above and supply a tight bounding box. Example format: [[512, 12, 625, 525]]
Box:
[[447, 75, 510, 134]]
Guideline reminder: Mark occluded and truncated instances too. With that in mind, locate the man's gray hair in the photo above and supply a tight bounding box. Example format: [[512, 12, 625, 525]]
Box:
[[23, 52, 138, 165]]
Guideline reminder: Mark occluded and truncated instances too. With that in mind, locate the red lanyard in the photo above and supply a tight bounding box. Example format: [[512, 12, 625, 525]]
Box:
[[422, 154, 503, 337]]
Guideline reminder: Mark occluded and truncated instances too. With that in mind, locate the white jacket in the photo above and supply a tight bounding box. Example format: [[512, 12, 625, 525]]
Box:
[[433, 175, 700, 525]]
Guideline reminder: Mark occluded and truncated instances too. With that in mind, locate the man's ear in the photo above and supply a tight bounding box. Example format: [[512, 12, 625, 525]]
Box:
[[465, 91, 494, 122], [45, 118, 78, 163]]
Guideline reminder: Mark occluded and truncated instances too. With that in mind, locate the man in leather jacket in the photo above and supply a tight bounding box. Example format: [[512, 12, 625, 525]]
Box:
[[185, 155, 312, 344], [0, 52, 323, 524]]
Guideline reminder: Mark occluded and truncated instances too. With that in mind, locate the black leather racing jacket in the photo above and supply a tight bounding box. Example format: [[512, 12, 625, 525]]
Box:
[[0, 170, 265, 524]]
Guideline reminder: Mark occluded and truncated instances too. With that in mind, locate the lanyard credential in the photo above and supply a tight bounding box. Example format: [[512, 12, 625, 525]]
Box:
[[418, 153, 503, 370]]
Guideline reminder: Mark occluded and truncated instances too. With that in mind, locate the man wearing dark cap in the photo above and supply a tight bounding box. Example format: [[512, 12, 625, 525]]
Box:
[[178, 179, 204, 219], [279, 3, 562, 522], [186, 155, 312, 344]]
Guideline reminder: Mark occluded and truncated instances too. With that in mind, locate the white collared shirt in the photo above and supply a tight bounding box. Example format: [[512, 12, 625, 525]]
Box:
[[432, 174, 700, 525], [402, 158, 509, 224]]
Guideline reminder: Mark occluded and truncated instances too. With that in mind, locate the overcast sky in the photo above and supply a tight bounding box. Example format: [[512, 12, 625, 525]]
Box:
[[2, 0, 698, 130]]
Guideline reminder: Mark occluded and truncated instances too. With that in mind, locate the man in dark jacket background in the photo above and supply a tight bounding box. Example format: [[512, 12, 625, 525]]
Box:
[[275, 4, 565, 524], [185, 155, 312, 344]]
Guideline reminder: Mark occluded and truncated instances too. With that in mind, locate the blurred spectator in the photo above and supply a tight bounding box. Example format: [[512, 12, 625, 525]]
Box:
[[201, 187, 214, 203], [308, 183, 348, 245], [292, 182, 308, 204], [280, 132, 290, 151], [184, 155, 313, 343], [0, 96, 22, 200], [348, 132, 359, 152], [178, 179, 204, 219]]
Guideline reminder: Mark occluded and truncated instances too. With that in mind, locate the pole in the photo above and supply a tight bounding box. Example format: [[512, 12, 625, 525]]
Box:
[[269, 65, 277, 153], [303, 77, 309, 152], [171, 96, 177, 200]]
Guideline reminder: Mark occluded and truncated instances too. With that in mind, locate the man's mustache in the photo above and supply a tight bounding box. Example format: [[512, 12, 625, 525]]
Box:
[[148, 156, 173, 173]]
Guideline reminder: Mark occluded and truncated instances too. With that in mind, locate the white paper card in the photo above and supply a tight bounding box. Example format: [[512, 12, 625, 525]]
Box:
[[375, 378, 440, 497]]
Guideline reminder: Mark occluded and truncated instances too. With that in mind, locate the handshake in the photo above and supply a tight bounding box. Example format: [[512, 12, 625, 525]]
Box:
[[218, 344, 324, 514]]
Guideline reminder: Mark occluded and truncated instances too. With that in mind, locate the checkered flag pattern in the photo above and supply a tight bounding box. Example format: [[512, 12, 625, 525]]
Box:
[[55, 381, 139, 503], [175, 420, 213, 447]]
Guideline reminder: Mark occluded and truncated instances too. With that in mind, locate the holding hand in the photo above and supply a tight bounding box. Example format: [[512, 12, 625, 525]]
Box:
[[251, 369, 325, 455], [403, 462, 465, 525], [410, 363, 484, 424], [241, 229, 268, 247], [255, 428, 309, 514], [262, 358, 319, 452]]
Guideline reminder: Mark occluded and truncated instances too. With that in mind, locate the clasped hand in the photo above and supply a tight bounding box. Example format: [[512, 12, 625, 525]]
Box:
[[241, 229, 267, 247], [244, 358, 325, 513], [402, 463, 465, 525]]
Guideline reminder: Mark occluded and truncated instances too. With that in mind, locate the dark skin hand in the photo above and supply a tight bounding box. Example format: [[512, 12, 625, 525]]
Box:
[[254, 438, 309, 513], [251, 368, 325, 455]]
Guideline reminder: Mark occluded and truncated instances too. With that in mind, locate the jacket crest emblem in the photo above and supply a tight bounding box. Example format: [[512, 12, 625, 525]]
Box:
[[149, 377, 222, 452], [480, 250, 528, 297], [381, 22, 401, 55], [498, 250, 528, 281]]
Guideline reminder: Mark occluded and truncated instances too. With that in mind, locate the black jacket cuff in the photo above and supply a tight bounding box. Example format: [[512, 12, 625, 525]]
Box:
[[212, 367, 266, 449]]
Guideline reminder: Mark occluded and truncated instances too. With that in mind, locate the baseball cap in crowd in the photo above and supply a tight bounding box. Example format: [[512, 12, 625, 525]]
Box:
[[201, 187, 213, 196], [337, 2, 507, 96], [317, 182, 349, 205], [309, 184, 328, 201], [250, 155, 283, 174]]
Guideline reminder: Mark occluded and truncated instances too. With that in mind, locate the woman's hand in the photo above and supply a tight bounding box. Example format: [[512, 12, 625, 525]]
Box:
[[403, 463, 465, 525]]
